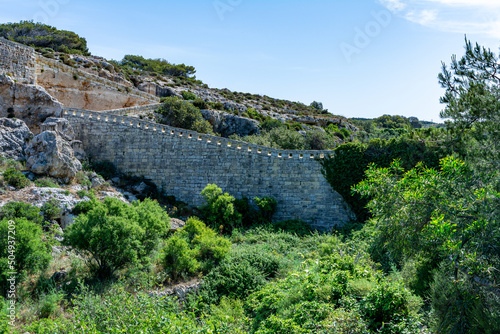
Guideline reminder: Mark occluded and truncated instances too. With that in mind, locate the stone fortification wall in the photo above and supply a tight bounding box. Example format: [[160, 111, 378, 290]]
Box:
[[0, 38, 37, 84], [103, 103, 163, 116], [36, 57, 159, 110], [63, 108, 355, 230]]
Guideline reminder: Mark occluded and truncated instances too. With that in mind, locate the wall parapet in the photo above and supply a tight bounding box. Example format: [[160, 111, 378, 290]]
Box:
[[37, 56, 160, 103], [63, 107, 335, 160]]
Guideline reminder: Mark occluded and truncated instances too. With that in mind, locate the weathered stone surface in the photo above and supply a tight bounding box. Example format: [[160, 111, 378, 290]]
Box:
[[0, 118, 33, 160], [200, 109, 259, 137], [26, 131, 82, 180], [0, 74, 63, 134], [170, 218, 186, 232], [41, 117, 75, 141], [137, 81, 181, 98]]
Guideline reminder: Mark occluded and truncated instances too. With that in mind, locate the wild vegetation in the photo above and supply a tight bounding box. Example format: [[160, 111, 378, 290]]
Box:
[[0, 21, 89, 55], [0, 34, 498, 334]]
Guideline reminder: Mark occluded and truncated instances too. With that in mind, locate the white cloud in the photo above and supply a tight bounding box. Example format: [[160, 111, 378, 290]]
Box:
[[378, 0, 500, 38]]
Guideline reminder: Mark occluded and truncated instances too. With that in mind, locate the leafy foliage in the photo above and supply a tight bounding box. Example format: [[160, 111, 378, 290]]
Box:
[[201, 184, 242, 233], [157, 97, 215, 135], [0, 218, 51, 296], [163, 217, 231, 280], [0, 201, 43, 226], [0, 21, 89, 55], [120, 54, 196, 78], [321, 137, 447, 222], [63, 197, 170, 278], [353, 157, 500, 331], [2, 167, 30, 189]]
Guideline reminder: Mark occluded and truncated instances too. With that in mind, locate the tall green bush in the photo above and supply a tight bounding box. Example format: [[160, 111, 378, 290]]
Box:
[[200, 184, 242, 233], [0, 218, 51, 296]]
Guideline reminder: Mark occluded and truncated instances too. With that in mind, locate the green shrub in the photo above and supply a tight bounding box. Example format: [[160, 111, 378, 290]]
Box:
[[74, 171, 91, 187], [41, 198, 62, 221], [321, 137, 448, 222], [2, 167, 30, 188], [192, 99, 208, 109], [38, 289, 64, 319], [272, 219, 311, 236], [305, 131, 339, 150], [181, 91, 197, 100], [63, 197, 170, 278], [34, 177, 59, 188], [201, 184, 242, 233], [260, 119, 286, 132], [158, 97, 214, 135], [0, 218, 51, 296], [162, 235, 199, 281], [254, 196, 277, 222], [0, 201, 43, 225]]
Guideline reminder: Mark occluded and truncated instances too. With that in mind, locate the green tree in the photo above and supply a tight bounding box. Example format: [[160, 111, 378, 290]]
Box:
[[353, 157, 500, 332], [439, 38, 500, 171], [63, 197, 170, 278]]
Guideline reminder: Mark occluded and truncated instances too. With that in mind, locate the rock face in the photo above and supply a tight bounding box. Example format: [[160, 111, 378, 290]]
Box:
[[40, 117, 75, 141], [0, 74, 63, 134], [0, 118, 33, 160], [137, 81, 181, 98], [26, 131, 82, 180], [200, 109, 259, 137]]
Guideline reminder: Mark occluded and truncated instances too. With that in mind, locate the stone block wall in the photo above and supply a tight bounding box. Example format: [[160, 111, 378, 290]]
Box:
[[64, 108, 355, 230], [0, 38, 37, 84]]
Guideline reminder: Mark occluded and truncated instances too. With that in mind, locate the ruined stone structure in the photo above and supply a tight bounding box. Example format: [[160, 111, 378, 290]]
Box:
[[0, 38, 356, 230], [0, 38, 37, 84]]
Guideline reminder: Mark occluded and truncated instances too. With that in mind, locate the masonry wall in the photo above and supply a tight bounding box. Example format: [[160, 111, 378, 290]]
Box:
[[0, 38, 37, 84], [64, 108, 355, 230]]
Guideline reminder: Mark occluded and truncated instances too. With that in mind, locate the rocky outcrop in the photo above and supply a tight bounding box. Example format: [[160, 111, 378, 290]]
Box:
[[26, 131, 82, 181], [137, 81, 181, 98], [0, 118, 33, 160], [0, 74, 63, 134], [200, 109, 259, 137], [40, 117, 75, 141]]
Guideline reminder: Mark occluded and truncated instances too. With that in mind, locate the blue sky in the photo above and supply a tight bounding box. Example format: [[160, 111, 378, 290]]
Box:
[[1, 0, 499, 122]]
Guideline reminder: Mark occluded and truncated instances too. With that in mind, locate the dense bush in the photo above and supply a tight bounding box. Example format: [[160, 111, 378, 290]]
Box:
[[163, 217, 231, 280], [0, 201, 43, 225], [41, 198, 62, 221], [0, 218, 51, 296], [201, 184, 242, 233], [63, 197, 170, 278], [0, 21, 89, 55], [246, 251, 423, 333], [34, 177, 59, 188], [181, 91, 197, 100], [120, 55, 196, 78], [321, 137, 448, 222], [2, 168, 30, 189], [354, 157, 500, 331], [157, 97, 214, 135]]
